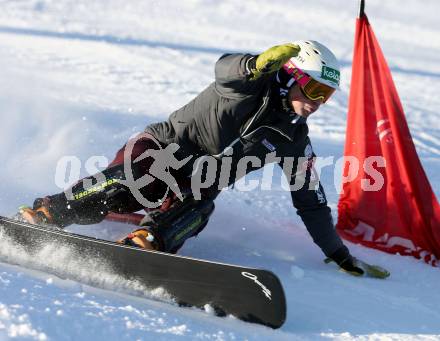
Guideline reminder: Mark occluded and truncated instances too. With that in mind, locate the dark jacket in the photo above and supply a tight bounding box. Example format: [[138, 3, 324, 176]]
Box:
[[145, 53, 344, 257]]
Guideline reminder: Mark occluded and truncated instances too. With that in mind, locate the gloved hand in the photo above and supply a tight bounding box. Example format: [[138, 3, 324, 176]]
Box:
[[326, 246, 390, 279], [250, 43, 300, 80], [328, 246, 364, 276]]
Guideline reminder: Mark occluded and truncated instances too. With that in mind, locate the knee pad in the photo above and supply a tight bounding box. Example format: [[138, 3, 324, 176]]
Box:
[[46, 163, 158, 226]]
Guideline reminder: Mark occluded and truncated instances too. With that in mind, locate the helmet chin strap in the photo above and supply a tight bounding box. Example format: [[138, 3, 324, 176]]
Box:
[[280, 87, 307, 124], [273, 69, 307, 124], [281, 95, 294, 113], [275, 69, 299, 117]]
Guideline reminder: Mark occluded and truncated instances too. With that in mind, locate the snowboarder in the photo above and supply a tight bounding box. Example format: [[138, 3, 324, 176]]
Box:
[[18, 41, 373, 276]]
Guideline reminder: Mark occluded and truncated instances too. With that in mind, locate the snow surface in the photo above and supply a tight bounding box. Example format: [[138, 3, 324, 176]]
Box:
[[1, 0, 440, 340]]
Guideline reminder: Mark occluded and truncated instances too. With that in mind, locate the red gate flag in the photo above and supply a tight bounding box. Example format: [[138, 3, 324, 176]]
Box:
[[336, 14, 440, 266]]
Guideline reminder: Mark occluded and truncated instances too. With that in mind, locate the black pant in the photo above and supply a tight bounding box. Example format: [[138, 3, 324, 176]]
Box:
[[38, 134, 218, 251]]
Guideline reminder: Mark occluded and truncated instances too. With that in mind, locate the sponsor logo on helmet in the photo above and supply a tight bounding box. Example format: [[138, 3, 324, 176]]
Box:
[[321, 66, 340, 85]]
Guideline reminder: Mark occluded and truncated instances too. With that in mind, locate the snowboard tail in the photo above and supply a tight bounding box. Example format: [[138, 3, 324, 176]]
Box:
[[0, 216, 286, 328]]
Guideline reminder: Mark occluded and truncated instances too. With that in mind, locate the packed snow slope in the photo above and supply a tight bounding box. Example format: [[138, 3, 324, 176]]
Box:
[[1, 0, 440, 340]]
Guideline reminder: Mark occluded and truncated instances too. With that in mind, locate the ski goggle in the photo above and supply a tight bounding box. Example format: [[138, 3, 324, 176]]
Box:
[[283, 60, 336, 103]]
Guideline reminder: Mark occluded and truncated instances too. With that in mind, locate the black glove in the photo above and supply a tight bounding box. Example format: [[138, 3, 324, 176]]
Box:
[[328, 246, 365, 276], [326, 246, 390, 278]]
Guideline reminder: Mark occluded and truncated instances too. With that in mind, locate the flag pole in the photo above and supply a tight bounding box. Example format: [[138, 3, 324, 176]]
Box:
[[358, 0, 365, 18]]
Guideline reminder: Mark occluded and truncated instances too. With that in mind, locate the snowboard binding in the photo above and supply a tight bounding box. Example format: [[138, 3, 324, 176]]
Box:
[[16, 198, 55, 226]]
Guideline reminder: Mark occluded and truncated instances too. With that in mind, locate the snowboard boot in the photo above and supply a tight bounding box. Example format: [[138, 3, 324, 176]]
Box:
[[117, 228, 159, 251], [118, 194, 215, 253], [17, 198, 54, 225]]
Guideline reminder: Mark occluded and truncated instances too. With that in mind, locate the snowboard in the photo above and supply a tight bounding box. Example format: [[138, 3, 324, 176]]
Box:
[[0, 216, 286, 328]]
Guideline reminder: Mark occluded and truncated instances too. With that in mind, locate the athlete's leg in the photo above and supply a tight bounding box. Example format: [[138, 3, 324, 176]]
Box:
[[20, 134, 167, 227]]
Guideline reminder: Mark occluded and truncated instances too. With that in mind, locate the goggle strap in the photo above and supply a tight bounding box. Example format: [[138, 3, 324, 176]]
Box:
[[283, 60, 310, 87]]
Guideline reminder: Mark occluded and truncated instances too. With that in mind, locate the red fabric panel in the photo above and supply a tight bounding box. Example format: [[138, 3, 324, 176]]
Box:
[[336, 16, 440, 266]]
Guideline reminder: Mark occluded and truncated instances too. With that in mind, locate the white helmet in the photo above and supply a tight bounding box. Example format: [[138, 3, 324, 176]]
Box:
[[288, 40, 340, 90]]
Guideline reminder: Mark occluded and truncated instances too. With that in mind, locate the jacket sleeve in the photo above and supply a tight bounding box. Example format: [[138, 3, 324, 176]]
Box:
[[278, 138, 345, 257], [214, 53, 271, 97]]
